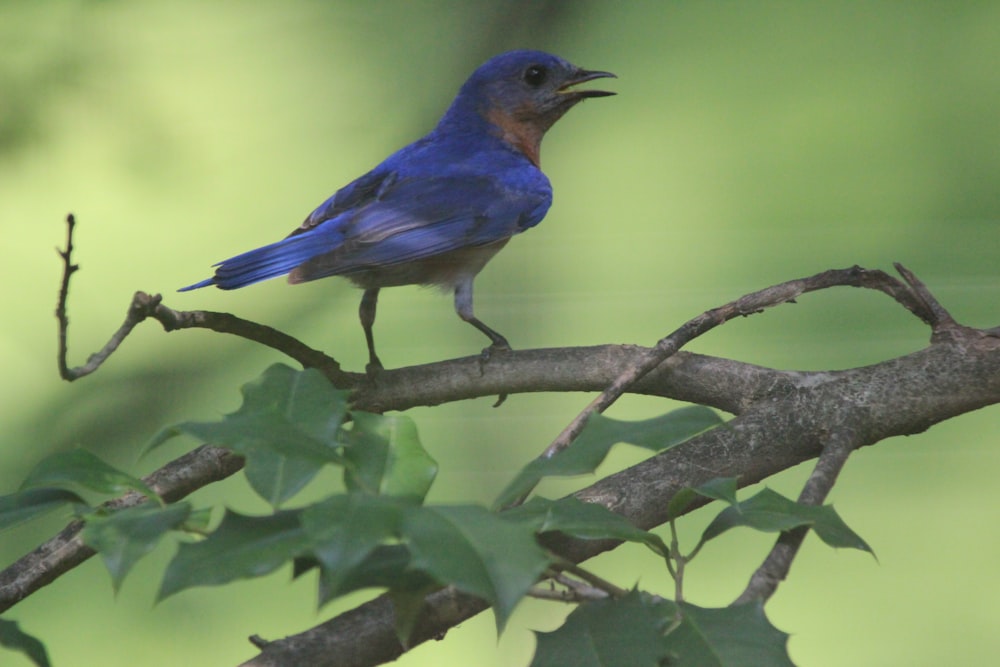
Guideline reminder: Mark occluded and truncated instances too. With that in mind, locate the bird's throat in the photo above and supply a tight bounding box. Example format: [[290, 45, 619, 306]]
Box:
[[485, 107, 546, 167]]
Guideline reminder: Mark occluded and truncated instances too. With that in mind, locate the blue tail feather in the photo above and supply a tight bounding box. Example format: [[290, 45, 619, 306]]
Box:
[[179, 228, 344, 291]]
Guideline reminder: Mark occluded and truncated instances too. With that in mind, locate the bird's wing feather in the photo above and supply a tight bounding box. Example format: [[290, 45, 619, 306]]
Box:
[[290, 171, 550, 282]]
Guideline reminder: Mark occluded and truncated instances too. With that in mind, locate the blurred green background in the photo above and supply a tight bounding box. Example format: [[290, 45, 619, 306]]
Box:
[[2, 1, 999, 665]]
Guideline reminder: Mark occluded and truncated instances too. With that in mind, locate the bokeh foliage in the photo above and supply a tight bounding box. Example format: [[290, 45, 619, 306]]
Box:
[[1, 2, 998, 665]]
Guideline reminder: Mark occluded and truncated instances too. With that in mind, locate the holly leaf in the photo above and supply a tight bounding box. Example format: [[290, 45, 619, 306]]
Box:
[[0, 488, 86, 531], [666, 477, 740, 520], [149, 364, 349, 507], [0, 619, 50, 667], [19, 448, 158, 501], [507, 496, 668, 556], [495, 406, 721, 509], [664, 601, 795, 667], [531, 590, 669, 667], [342, 412, 437, 500], [402, 505, 550, 632], [81, 502, 192, 592], [300, 494, 410, 599], [701, 488, 874, 555], [158, 508, 307, 600]]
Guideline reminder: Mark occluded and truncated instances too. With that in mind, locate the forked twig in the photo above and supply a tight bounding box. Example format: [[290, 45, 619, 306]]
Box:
[[55, 214, 347, 385], [540, 266, 937, 462]]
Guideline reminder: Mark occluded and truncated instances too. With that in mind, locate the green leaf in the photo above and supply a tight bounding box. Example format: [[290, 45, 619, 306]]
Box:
[[242, 444, 327, 508], [664, 601, 795, 667], [314, 544, 435, 601], [507, 496, 668, 556], [300, 494, 409, 599], [158, 508, 308, 600], [81, 502, 192, 592], [495, 406, 721, 509], [531, 590, 670, 667], [0, 618, 50, 667], [149, 364, 349, 507], [183, 507, 213, 533], [19, 448, 158, 501], [701, 488, 874, 555], [667, 477, 740, 520], [402, 505, 550, 632], [389, 583, 441, 648], [342, 412, 437, 500], [0, 488, 86, 531]]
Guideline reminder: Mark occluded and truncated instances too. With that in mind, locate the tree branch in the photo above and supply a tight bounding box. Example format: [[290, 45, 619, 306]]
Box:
[[733, 426, 860, 605], [55, 214, 347, 385], [540, 265, 936, 462], [0, 445, 242, 613], [242, 327, 1000, 667]]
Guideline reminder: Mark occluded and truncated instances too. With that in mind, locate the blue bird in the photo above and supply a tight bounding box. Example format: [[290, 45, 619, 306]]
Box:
[[181, 50, 615, 370]]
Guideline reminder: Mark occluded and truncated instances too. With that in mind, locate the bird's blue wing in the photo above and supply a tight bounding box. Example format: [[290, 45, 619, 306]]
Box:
[[180, 163, 550, 291], [288, 171, 551, 282]]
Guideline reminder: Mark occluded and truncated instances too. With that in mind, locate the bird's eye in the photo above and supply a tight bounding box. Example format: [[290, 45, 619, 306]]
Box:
[[523, 65, 548, 87]]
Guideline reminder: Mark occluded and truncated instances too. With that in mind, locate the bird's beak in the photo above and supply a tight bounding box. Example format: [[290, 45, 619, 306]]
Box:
[[558, 68, 617, 99]]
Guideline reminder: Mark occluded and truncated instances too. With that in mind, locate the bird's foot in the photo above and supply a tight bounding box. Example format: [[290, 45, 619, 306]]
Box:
[[365, 356, 384, 379], [478, 341, 511, 368], [478, 342, 511, 407]]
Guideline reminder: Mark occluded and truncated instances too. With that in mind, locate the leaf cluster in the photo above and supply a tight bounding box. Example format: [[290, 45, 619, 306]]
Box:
[[1, 365, 874, 666]]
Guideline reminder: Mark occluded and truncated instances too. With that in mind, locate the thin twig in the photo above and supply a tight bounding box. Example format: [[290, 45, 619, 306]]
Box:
[[55, 213, 79, 379], [528, 578, 607, 603], [548, 558, 628, 599], [54, 215, 347, 386], [541, 266, 934, 462], [733, 428, 860, 605], [893, 262, 957, 332]]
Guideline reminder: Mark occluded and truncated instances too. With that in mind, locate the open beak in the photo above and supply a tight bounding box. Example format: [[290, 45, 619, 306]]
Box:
[[558, 68, 617, 99]]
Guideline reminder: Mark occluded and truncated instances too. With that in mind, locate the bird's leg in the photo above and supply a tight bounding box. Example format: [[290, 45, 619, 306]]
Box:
[[359, 288, 383, 374], [454, 280, 510, 361]]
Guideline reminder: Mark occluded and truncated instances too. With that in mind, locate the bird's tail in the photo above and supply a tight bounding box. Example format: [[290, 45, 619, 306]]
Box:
[[179, 229, 343, 291]]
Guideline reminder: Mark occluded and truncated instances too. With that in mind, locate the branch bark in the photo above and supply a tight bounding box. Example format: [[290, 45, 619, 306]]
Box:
[[242, 327, 1000, 667]]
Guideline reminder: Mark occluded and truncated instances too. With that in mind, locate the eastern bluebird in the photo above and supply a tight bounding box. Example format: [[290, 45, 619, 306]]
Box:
[[181, 50, 615, 370]]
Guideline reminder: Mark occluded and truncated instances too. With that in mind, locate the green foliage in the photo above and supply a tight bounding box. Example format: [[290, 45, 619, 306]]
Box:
[[0, 365, 874, 666], [150, 364, 350, 507], [531, 590, 670, 667], [0, 487, 85, 530], [533, 592, 789, 667], [701, 487, 874, 555], [159, 509, 310, 600], [495, 407, 723, 509], [666, 476, 740, 520], [342, 411, 438, 499], [82, 502, 193, 592], [404, 504, 549, 632], [507, 495, 668, 556], [0, 619, 50, 667], [662, 601, 794, 667], [21, 448, 159, 501]]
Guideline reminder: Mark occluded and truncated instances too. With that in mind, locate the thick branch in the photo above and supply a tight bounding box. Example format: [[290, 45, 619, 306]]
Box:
[[0, 446, 242, 613], [242, 330, 1000, 667]]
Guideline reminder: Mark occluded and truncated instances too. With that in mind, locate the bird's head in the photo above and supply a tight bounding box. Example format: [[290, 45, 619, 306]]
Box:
[[445, 50, 616, 166]]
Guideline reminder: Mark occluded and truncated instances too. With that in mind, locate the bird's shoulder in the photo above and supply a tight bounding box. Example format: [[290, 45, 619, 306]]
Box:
[[293, 129, 551, 236]]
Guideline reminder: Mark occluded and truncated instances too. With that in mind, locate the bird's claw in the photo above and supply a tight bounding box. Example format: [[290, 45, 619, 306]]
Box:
[[479, 341, 510, 365], [365, 357, 384, 379]]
